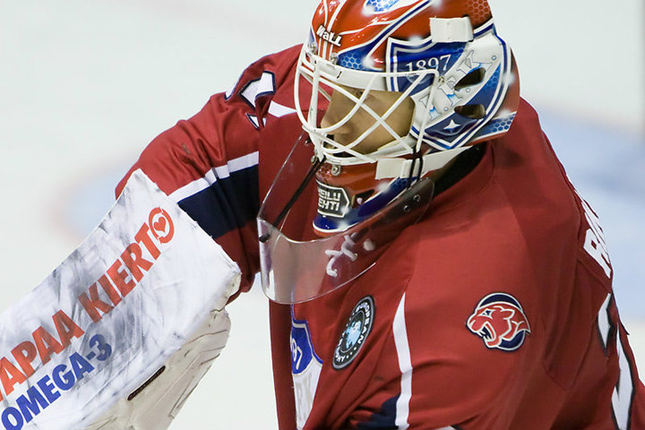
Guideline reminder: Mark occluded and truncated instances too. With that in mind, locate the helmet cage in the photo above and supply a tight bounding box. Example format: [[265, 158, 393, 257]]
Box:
[[295, 44, 435, 165]]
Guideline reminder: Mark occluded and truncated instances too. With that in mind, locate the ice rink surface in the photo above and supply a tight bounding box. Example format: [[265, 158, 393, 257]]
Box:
[[1, 0, 643, 428]]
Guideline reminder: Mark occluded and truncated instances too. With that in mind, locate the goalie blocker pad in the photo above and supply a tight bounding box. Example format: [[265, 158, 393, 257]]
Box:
[[87, 308, 231, 429], [0, 170, 240, 429]]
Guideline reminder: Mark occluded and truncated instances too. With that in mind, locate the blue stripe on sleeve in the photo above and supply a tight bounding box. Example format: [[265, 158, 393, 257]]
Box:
[[176, 165, 260, 239]]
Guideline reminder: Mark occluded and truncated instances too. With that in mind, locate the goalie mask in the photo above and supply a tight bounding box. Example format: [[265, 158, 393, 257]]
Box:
[[258, 0, 520, 304], [297, 0, 520, 233]]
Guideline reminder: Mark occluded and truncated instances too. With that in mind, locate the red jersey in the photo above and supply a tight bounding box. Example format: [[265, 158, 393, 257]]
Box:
[[117, 45, 645, 429]]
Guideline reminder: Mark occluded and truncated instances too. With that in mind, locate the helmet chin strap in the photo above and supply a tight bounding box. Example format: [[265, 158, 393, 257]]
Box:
[[259, 153, 327, 243], [374, 146, 471, 180]]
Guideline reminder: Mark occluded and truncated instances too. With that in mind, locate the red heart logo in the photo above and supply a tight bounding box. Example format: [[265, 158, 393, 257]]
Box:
[[153, 217, 167, 234]]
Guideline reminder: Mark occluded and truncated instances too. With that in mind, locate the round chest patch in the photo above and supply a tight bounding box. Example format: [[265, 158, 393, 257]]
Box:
[[333, 296, 375, 370]]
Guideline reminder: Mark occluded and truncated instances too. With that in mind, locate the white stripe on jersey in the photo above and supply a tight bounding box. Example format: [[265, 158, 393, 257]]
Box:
[[268, 101, 296, 118], [393, 293, 412, 429], [241, 72, 275, 108], [169, 151, 259, 203]]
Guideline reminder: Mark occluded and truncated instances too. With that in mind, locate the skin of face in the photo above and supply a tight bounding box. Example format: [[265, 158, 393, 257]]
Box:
[[320, 87, 462, 182], [320, 87, 415, 154]]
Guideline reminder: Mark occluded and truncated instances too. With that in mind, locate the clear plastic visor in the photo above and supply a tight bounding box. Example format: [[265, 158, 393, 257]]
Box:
[[257, 136, 434, 304]]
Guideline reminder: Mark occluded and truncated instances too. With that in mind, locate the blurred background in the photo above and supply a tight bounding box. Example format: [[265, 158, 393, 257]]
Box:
[[0, 0, 643, 427]]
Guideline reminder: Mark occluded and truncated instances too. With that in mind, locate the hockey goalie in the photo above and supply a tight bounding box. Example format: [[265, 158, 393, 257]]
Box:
[[2, 0, 645, 428]]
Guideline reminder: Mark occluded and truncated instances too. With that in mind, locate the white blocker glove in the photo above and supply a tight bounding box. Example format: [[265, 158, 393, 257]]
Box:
[[0, 170, 240, 430]]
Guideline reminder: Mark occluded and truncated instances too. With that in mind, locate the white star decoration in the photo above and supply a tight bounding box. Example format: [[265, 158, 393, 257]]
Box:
[[444, 119, 460, 130]]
